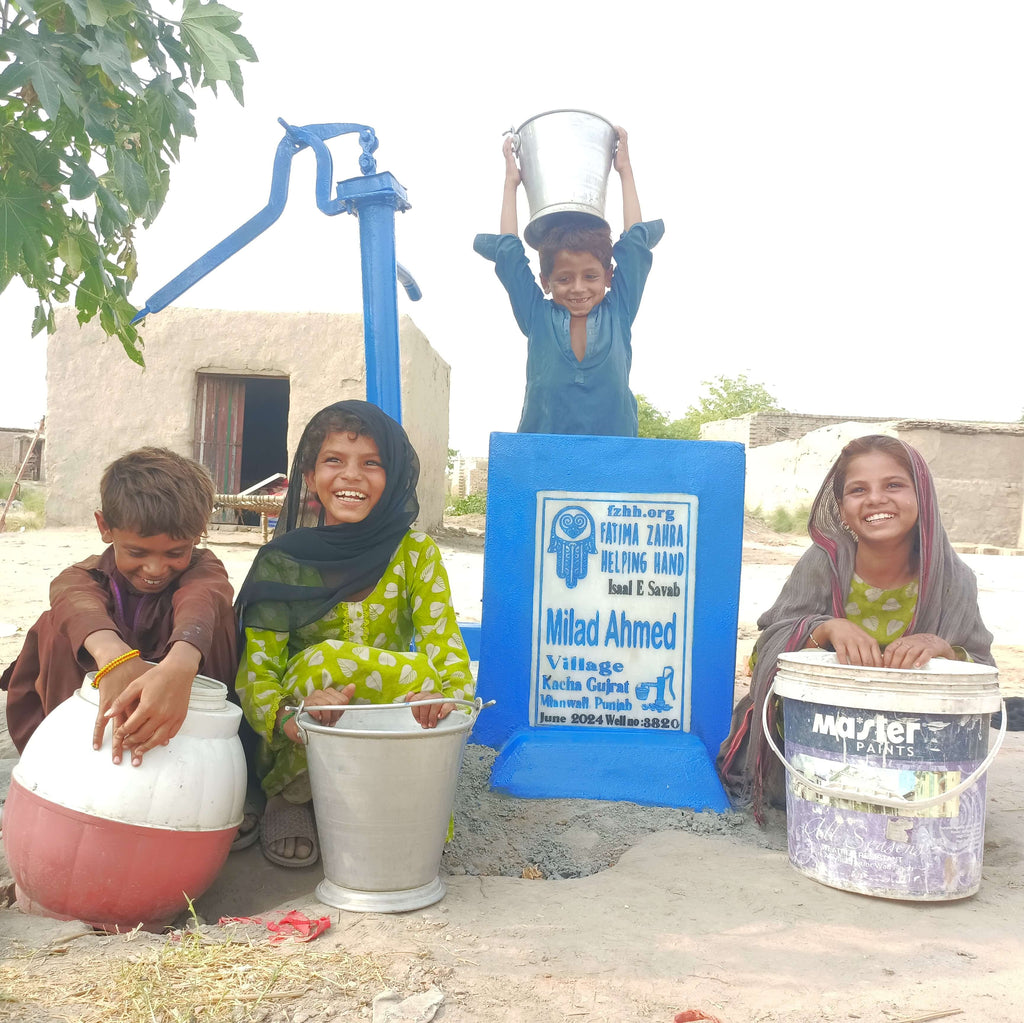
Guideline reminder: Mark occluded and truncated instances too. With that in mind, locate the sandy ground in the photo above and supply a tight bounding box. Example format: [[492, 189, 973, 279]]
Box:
[[0, 521, 1022, 1022]]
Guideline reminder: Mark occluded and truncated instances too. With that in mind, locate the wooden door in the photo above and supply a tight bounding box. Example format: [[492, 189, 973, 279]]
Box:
[[193, 374, 245, 499]]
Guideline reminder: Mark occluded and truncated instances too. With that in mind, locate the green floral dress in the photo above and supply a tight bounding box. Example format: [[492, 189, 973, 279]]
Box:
[[236, 531, 475, 797], [751, 575, 971, 672], [843, 575, 970, 661], [843, 575, 918, 644]]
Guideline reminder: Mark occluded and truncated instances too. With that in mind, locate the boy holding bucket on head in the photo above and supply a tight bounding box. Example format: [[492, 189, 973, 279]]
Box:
[[1, 448, 237, 769], [474, 121, 664, 437]]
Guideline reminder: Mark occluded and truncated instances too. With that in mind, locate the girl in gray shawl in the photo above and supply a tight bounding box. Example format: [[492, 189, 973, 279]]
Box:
[[717, 435, 994, 821]]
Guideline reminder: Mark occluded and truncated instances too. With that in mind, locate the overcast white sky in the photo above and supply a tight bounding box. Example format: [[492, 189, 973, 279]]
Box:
[[2, 1, 1022, 452]]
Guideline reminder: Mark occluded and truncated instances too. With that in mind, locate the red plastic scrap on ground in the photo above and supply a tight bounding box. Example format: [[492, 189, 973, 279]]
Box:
[[675, 1012, 723, 1023], [217, 910, 331, 944]]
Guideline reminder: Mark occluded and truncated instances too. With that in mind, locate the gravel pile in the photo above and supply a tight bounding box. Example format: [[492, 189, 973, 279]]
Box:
[[440, 744, 784, 880]]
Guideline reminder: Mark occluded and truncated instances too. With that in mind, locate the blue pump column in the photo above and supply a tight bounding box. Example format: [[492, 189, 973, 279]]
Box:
[[335, 172, 410, 423]]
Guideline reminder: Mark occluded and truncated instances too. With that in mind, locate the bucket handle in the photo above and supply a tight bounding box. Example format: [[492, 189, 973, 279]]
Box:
[[291, 697, 494, 744], [762, 680, 1007, 812]]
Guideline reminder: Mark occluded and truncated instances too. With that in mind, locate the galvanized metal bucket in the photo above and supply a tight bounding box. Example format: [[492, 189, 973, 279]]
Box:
[[512, 109, 617, 249], [297, 698, 485, 913]]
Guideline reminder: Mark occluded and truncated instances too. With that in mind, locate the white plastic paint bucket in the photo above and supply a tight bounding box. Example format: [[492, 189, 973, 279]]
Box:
[[512, 109, 617, 249], [298, 698, 485, 913], [767, 651, 1003, 901]]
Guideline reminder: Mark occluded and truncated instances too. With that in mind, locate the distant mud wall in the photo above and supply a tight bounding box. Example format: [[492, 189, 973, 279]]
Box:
[[743, 420, 1023, 548], [45, 308, 451, 532]]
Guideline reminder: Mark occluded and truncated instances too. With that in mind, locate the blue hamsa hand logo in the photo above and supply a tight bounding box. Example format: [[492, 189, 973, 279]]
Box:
[[548, 505, 596, 589]]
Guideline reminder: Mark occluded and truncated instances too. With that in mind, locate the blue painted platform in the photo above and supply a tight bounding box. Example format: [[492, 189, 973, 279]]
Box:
[[473, 432, 744, 811], [490, 727, 731, 810]]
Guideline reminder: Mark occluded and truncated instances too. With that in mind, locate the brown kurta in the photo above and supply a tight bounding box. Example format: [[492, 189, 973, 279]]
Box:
[[1, 547, 237, 753]]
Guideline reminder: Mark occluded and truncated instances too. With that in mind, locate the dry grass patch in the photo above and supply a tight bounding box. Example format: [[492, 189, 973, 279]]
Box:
[[0, 925, 398, 1022]]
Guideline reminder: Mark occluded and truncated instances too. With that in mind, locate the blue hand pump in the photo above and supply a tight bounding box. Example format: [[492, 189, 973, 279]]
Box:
[[130, 119, 419, 422]]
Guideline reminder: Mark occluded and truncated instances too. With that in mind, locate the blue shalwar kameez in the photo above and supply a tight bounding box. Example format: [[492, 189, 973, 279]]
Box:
[[474, 219, 665, 437]]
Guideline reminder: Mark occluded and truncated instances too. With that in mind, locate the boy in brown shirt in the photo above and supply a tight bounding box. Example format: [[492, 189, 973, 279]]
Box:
[[1, 447, 236, 765]]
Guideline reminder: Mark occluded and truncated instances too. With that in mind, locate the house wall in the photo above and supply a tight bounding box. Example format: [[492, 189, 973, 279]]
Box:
[[448, 455, 489, 499], [0, 427, 44, 480], [701, 411, 895, 448], [45, 307, 451, 531], [743, 419, 1024, 548], [897, 423, 1024, 549], [744, 422, 899, 515]]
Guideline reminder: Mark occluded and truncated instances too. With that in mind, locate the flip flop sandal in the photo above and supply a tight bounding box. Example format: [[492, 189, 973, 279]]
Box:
[[259, 796, 320, 868], [231, 789, 265, 852]]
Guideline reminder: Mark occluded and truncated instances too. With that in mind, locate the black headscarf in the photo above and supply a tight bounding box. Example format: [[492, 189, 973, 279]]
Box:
[[234, 400, 420, 634]]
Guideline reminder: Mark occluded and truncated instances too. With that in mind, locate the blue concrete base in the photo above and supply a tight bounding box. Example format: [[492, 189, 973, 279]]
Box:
[[457, 622, 481, 661], [489, 727, 731, 811]]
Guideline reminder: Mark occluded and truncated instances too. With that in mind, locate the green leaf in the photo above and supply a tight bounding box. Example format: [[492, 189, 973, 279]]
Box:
[[226, 55, 245, 105], [2, 0, 255, 358], [75, 259, 104, 321], [155, 21, 190, 79], [119, 331, 146, 365], [80, 92, 118, 145], [31, 302, 49, 336], [0, 177, 53, 278], [143, 73, 196, 160], [94, 180, 130, 238], [109, 146, 150, 215], [65, 155, 99, 200], [98, 288, 145, 364], [33, 0, 75, 24], [0, 124, 64, 190], [179, 0, 256, 85], [58, 233, 82, 274], [0, 61, 34, 99], [79, 24, 142, 92], [67, 212, 102, 261], [62, 0, 92, 23], [12, 0, 41, 19], [84, 0, 138, 28], [2, 26, 85, 120]]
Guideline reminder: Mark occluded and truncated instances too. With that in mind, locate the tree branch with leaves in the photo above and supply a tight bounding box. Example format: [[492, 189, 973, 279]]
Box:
[[637, 374, 785, 440], [0, 0, 256, 363]]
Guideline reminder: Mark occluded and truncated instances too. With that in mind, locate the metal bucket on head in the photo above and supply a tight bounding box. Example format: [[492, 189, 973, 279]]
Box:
[[512, 109, 617, 249], [298, 698, 484, 913], [767, 650, 1004, 901]]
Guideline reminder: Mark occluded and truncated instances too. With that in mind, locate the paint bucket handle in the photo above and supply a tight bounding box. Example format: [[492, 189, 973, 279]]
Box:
[[292, 697, 494, 743], [762, 680, 1007, 812]]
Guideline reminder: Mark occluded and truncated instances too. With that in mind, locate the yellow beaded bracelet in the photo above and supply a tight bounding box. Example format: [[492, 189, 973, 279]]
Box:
[[91, 649, 141, 688]]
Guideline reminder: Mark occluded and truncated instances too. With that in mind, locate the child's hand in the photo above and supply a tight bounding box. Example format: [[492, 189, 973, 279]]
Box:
[[93, 654, 150, 763], [283, 683, 357, 742], [882, 633, 955, 670], [404, 690, 454, 729], [817, 619, 883, 668], [613, 126, 631, 173], [503, 135, 521, 188], [99, 642, 200, 766]]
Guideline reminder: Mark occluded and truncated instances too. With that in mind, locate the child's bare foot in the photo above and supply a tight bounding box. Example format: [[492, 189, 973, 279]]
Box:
[[259, 795, 319, 867]]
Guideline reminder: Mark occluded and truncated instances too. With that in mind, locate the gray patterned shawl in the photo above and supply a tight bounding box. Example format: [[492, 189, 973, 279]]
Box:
[[717, 438, 994, 820]]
